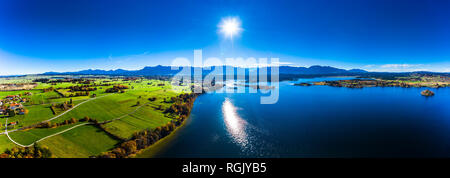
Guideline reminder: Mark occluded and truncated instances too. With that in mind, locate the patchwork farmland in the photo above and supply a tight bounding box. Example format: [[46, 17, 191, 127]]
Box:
[[0, 76, 195, 158]]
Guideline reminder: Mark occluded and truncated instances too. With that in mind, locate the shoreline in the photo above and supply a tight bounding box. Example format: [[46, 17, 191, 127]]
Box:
[[95, 92, 200, 158], [129, 93, 203, 158], [131, 108, 193, 158], [295, 78, 450, 88]]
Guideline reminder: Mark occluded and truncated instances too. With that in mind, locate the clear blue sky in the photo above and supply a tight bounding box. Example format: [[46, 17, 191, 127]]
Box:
[[0, 0, 449, 75]]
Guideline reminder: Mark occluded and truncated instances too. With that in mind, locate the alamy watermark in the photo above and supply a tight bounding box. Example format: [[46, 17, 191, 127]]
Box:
[[170, 49, 279, 104]]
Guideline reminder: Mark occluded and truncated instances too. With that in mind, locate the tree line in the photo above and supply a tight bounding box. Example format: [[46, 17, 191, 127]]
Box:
[[98, 121, 177, 158], [105, 85, 129, 93], [164, 93, 197, 119], [67, 85, 97, 92], [50, 101, 74, 114], [35, 116, 95, 129], [0, 143, 52, 158]]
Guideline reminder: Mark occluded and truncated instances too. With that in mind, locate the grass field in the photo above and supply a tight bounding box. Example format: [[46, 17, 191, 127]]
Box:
[[39, 125, 120, 158], [1, 99, 89, 131], [103, 104, 173, 138], [0, 135, 16, 153], [8, 123, 88, 145]]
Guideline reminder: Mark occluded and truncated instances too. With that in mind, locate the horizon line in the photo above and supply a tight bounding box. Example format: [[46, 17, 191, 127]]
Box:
[[2, 64, 450, 77]]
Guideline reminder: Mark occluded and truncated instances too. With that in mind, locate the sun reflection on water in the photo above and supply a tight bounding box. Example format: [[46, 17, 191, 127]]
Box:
[[222, 98, 248, 148]]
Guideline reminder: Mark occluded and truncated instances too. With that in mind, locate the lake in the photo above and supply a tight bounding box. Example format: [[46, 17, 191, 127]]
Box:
[[139, 77, 450, 158]]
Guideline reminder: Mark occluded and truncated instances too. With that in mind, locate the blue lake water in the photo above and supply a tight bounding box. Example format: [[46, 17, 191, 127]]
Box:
[[150, 77, 450, 158]]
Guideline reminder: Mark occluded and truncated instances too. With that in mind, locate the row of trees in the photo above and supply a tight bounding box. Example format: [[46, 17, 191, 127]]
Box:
[[67, 85, 97, 92], [98, 121, 177, 158], [165, 93, 198, 118], [37, 118, 76, 128], [36, 116, 95, 129], [42, 87, 54, 92], [77, 80, 92, 84], [50, 101, 73, 114], [0, 144, 52, 158], [69, 91, 91, 97], [105, 85, 129, 93], [56, 101, 73, 110]]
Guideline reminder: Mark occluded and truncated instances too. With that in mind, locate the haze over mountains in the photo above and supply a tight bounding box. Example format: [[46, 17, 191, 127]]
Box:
[[41, 65, 449, 77], [43, 65, 370, 76]]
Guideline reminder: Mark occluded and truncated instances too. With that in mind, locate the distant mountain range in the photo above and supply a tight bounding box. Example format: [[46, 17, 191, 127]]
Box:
[[43, 65, 369, 76]]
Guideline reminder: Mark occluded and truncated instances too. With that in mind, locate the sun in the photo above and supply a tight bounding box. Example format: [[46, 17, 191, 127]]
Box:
[[219, 17, 242, 39]]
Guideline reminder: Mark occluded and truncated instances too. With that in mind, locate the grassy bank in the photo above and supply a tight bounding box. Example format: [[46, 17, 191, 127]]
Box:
[[132, 112, 192, 158]]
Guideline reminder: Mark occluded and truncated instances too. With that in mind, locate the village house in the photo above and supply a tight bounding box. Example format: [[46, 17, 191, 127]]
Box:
[[10, 103, 23, 110], [6, 95, 19, 100], [7, 121, 18, 128], [6, 94, 29, 104], [0, 94, 29, 117]]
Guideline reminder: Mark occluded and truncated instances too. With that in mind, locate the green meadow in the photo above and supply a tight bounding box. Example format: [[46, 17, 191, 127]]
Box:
[[8, 123, 87, 145], [39, 125, 120, 158], [0, 135, 16, 153]]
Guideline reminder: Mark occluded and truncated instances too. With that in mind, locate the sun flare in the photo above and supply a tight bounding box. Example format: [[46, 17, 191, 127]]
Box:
[[219, 17, 242, 39]]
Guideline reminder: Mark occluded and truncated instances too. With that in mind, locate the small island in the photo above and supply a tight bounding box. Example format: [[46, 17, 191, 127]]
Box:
[[294, 83, 312, 86], [421, 89, 435, 97]]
